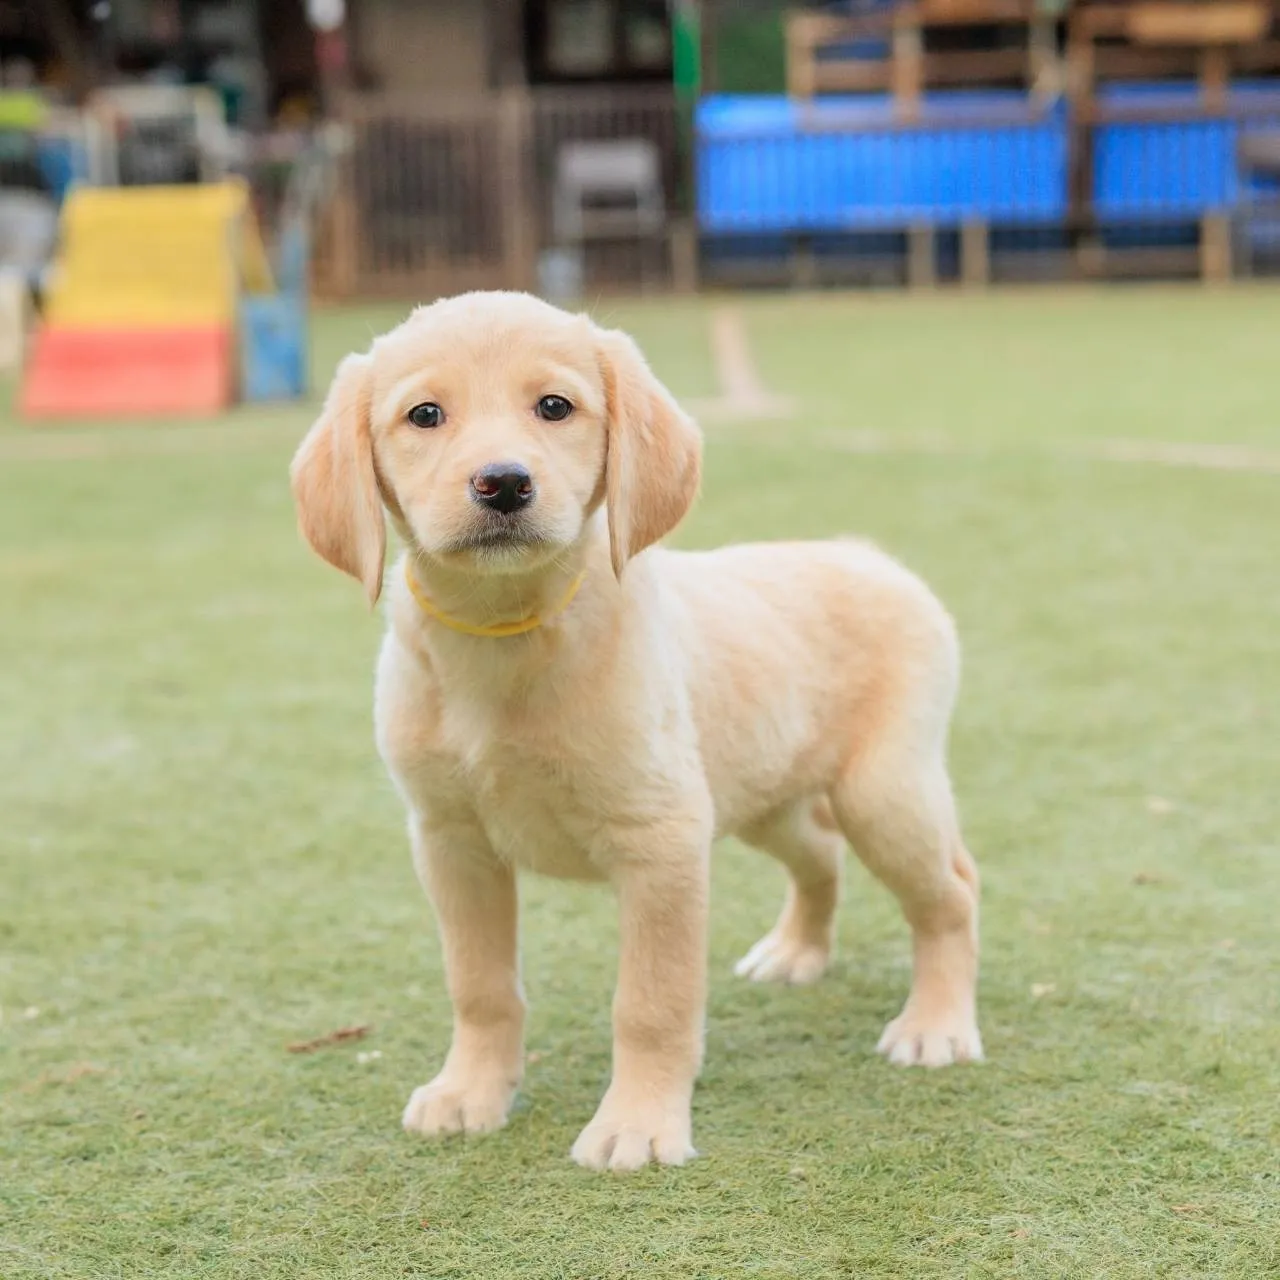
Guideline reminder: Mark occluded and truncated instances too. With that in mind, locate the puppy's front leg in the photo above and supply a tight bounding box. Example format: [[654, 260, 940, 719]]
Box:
[[402, 816, 524, 1138], [572, 821, 711, 1173]]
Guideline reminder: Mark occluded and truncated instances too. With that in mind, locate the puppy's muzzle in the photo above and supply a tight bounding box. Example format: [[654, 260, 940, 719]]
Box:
[[471, 462, 535, 516]]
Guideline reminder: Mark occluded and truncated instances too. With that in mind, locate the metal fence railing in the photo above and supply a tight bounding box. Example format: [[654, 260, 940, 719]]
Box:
[[312, 87, 685, 300], [531, 88, 686, 292]]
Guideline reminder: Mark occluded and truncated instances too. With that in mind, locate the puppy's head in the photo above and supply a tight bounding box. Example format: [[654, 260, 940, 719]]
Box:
[[290, 291, 702, 603]]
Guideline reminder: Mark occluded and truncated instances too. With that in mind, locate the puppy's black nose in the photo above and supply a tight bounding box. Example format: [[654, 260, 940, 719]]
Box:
[[471, 462, 534, 515]]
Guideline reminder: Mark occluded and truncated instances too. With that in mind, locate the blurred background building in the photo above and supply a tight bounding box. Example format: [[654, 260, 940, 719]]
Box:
[[3, 0, 1280, 305]]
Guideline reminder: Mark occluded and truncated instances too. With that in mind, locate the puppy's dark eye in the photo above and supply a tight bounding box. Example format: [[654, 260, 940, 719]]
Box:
[[407, 402, 443, 429], [536, 395, 573, 422]]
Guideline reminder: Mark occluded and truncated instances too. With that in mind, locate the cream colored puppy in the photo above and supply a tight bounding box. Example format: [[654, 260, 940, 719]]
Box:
[[290, 291, 981, 1173]]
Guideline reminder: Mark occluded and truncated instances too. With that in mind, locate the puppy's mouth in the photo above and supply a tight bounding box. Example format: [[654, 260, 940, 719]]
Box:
[[440, 516, 549, 557]]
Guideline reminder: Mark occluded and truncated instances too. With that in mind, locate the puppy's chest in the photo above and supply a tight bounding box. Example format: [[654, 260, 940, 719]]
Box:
[[397, 699, 608, 880]]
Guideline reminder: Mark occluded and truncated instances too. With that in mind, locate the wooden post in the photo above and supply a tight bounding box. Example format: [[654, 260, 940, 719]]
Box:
[[670, 217, 699, 294], [1029, 14, 1056, 97], [960, 220, 990, 287], [791, 234, 818, 290], [498, 90, 536, 293], [1200, 213, 1233, 282], [1067, 18, 1095, 110], [1066, 16, 1097, 281], [786, 14, 816, 98], [1200, 46, 1230, 111], [892, 12, 923, 122], [326, 162, 358, 301], [907, 224, 936, 288], [1076, 236, 1106, 280]]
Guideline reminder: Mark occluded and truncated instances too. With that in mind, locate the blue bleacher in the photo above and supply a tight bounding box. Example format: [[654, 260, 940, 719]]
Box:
[[697, 83, 1280, 239], [1093, 81, 1280, 219], [698, 93, 1068, 232]]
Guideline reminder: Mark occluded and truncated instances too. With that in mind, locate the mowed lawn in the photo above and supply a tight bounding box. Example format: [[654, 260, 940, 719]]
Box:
[[2, 287, 1278, 1279]]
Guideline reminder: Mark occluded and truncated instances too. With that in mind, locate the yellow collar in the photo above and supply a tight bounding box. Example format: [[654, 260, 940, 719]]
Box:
[[403, 560, 586, 638]]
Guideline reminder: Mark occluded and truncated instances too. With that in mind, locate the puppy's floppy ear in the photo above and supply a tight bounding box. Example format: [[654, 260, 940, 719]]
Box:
[[289, 352, 386, 605], [597, 327, 702, 578]]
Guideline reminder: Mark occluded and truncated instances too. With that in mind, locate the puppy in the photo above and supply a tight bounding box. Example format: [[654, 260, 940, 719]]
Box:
[[290, 291, 981, 1172]]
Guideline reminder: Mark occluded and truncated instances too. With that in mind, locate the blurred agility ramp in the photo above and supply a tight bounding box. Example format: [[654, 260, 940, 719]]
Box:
[[20, 180, 301, 418]]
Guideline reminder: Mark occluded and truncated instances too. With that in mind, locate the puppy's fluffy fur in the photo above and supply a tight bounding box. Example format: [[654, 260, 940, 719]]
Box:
[[290, 291, 981, 1172]]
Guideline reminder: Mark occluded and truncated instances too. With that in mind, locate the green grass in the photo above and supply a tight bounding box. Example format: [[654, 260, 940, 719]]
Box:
[[3, 288, 1279, 1278]]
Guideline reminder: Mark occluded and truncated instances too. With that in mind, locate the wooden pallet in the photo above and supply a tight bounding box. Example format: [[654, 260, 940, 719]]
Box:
[[1069, 2, 1280, 110], [1065, 2, 1280, 281], [785, 1, 1059, 117]]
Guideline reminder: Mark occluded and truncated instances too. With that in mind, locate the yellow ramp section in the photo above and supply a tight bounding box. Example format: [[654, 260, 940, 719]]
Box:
[[46, 181, 275, 328]]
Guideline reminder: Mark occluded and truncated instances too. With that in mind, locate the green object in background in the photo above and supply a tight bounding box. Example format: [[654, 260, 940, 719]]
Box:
[[671, 0, 701, 215], [711, 8, 787, 95], [672, 0, 702, 106], [0, 92, 47, 131]]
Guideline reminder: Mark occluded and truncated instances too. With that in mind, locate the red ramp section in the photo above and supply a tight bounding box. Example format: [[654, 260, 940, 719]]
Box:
[[20, 326, 232, 419]]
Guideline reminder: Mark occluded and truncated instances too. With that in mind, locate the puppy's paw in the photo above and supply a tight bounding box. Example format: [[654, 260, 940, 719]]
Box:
[[402, 1071, 516, 1138], [734, 930, 830, 986], [571, 1092, 695, 1173], [876, 1004, 983, 1068]]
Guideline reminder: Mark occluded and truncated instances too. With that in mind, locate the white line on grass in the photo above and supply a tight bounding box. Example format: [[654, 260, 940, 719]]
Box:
[[686, 307, 794, 423], [7, 417, 1280, 479], [1082, 438, 1280, 476], [817, 430, 1280, 477], [4, 345, 1280, 481]]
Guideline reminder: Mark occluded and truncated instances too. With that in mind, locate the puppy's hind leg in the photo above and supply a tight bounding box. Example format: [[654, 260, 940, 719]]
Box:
[[831, 742, 981, 1068], [734, 798, 843, 986]]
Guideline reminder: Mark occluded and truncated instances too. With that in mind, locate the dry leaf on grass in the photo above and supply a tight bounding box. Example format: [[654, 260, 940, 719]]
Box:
[[286, 1024, 372, 1054], [1133, 871, 1163, 886], [22, 1062, 107, 1092], [1030, 983, 1056, 999], [1145, 796, 1176, 815]]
